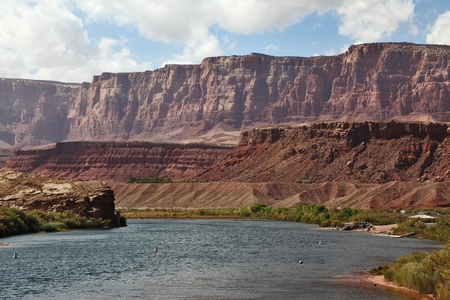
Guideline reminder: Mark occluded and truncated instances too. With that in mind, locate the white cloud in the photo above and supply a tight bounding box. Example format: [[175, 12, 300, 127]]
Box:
[[336, 0, 415, 43], [426, 11, 450, 45], [312, 22, 323, 30], [22, 37, 152, 83], [324, 49, 336, 56], [0, 0, 426, 82], [162, 34, 223, 65], [74, 0, 339, 66], [212, 0, 336, 34], [265, 44, 279, 52], [0, 0, 151, 82]]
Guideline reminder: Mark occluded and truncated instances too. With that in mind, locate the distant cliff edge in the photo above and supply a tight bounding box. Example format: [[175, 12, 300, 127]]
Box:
[[1, 42, 450, 148]]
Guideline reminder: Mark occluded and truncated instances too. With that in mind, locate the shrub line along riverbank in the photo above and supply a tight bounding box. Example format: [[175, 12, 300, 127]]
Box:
[[0, 207, 115, 238]]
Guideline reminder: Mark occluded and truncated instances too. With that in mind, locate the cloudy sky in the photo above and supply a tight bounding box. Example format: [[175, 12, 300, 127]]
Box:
[[1, 0, 449, 83]]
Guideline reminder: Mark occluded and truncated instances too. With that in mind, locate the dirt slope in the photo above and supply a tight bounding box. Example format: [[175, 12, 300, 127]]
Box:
[[111, 181, 450, 209]]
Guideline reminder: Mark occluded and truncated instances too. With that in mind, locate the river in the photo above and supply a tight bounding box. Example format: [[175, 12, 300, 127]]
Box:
[[0, 219, 443, 299]]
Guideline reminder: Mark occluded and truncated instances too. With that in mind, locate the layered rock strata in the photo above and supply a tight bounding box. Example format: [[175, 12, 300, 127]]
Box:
[[0, 148, 14, 168], [1, 43, 450, 148], [198, 120, 450, 184], [0, 171, 120, 224], [0, 78, 79, 148], [2, 141, 233, 182]]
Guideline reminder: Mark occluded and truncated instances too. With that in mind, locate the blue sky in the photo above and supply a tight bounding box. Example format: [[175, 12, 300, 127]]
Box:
[[1, 0, 449, 83]]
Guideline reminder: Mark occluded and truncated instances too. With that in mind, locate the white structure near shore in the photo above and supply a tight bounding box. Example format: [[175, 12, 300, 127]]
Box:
[[407, 215, 436, 223]]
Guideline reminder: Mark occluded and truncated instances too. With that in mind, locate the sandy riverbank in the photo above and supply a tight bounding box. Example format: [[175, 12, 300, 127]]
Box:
[[336, 271, 435, 299], [361, 274, 435, 299]]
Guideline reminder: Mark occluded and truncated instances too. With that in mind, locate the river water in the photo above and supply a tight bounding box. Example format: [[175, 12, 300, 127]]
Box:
[[0, 219, 443, 299]]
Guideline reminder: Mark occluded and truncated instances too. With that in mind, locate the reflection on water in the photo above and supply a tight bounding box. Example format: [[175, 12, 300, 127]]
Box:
[[0, 219, 443, 299]]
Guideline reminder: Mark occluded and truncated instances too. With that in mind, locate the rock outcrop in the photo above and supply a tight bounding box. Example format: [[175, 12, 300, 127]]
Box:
[[1, 43, 450, 148], [0, 171, 120, 224], [198, 120, 450, 184], [2, 141, 233, 182], [0, 148, 14, 168]]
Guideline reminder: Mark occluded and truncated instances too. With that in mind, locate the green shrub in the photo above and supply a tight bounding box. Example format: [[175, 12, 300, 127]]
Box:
[[0, 207, 41, 237], [39, 222, 68, 232], [340, 207, 357, 219], [0, 207, 111, 237], [239, 207, 251, 217], [250, 203, 267, 214], [126, 176, 173, 183]]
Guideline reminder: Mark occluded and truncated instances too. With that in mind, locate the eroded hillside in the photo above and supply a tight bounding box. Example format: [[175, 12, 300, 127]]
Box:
[[111, 181, 450, 209], [198, 120, 450, 184]]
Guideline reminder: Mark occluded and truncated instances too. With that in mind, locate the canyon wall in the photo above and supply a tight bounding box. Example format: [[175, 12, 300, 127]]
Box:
[[2, 141, 233, 182], [1, 43, 450, 148], [198, 120, 450, 184], [0, 78, 79, 148]]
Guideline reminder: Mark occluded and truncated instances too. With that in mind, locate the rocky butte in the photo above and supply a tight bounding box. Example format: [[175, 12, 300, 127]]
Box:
[[0, 171, 121, 225], [0, 42, 449, 149]]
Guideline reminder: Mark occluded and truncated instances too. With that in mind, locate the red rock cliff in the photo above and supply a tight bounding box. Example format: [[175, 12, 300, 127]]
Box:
[[0, 78, 79, 148], [1, 43, 450, 148], [198, 120, 450, 184], [2, 141, 233, 182]]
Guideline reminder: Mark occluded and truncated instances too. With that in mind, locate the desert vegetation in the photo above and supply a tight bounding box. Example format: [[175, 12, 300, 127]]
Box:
[[370, 245, 450, 299], [126, 176, 173, 183], [0, 206, 111, 238]]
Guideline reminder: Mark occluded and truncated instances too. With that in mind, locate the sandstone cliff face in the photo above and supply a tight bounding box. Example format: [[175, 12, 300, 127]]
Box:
[[1, 43, 450, 148], [0, 171, 119, 223], [323, 43, 450, 120], [2, 141, 233, 182], [0, 78, 79, 148], [198, 120, 450, 184], [65, 54, 342, 143]]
